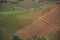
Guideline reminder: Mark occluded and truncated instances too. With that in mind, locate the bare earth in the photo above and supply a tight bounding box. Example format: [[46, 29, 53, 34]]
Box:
[[15, 5, 60, 40]]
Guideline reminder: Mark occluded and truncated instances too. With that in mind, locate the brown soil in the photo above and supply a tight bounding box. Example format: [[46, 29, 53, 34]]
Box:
[[15, 5, 60, 40]]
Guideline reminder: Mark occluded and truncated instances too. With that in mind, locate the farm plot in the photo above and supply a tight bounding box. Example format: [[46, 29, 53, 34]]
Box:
[[0, 3, 55, 40], [15, 5, 60, 40]]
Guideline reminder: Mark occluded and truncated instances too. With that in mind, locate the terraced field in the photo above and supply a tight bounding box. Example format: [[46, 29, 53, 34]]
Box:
[[15, 5, 60, 40], [0, 3, 55, 40]]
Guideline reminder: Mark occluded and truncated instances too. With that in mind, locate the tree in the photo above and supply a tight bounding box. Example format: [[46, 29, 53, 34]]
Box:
[[12, 34, 21, 40]]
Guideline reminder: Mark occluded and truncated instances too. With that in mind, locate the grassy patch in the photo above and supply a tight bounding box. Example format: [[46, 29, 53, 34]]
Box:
[[47, 29, 60, 40]]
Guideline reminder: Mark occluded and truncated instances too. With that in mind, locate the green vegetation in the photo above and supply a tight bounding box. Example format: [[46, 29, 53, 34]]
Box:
[[40, 36, 50, 40], [0, 2, 55, 40], [47, 29, 60, 40], [0, 1, 54, 11], [12, 34, 21, 40]]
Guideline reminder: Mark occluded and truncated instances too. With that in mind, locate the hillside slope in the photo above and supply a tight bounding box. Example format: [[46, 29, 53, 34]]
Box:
[[15, 5, 60, 40]]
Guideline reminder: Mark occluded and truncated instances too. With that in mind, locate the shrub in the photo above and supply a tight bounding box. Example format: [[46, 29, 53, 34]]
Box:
[[12, 34, 21, 40]]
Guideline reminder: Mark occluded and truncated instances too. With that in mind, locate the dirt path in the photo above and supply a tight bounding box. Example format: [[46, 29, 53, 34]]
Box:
[[15, 5, 60, 40]]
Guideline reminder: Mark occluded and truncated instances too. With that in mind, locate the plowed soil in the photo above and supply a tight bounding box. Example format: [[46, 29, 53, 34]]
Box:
[[15, 5, 60, 40]]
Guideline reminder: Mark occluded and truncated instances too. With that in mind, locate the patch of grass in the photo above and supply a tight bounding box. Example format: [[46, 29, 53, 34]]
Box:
[[47, 29, 60, 40], [0, 10, 39, 40], [0, 2, 54, 33]]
